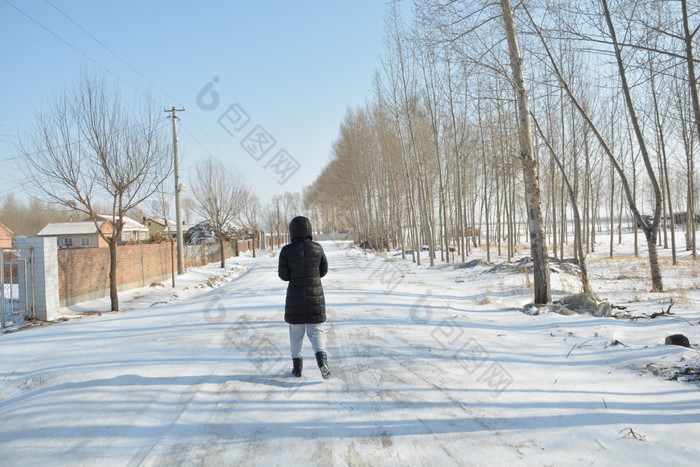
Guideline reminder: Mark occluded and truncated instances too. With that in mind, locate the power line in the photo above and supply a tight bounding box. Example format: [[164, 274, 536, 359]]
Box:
[[3, 0, 143, 99], [0, 155, 23, 164], [41, 0, 228, 159], [4, 118, 170, 163], [179, 125, 216, 160], [43, 0, 180, 107], [4, 0, 228, 167], [0, 181, 27, 196], [0, 119, 173, 199]]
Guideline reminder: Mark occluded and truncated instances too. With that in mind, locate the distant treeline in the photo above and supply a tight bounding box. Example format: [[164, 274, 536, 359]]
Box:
[[0, 193, 148, 238]]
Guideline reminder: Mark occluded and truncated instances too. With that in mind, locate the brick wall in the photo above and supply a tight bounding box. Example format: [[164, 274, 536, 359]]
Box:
[[184, 242, 236, 268], [238, 236, 285, 253], [269, 236, 285, 248], [58, 243, 173, 306], [238, 239, 252, 253], [2, 250, 19, 284], [57, 237, 285, 306], [2, 264, 19, 282]]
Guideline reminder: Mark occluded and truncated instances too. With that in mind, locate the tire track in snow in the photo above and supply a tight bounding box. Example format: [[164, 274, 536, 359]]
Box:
[[325, 310, 401, 466], [110, 261, 283, 466], [118, 332, 240, 466], [358, 322, 526, 461], [134, 376, 240, 466]]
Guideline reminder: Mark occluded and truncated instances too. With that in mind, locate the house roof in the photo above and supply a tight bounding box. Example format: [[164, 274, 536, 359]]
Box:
[[147, 217, 177, 228], [89, 214, 148, 230], [38, 221, 107, 236], [0, 222, 12, 237]]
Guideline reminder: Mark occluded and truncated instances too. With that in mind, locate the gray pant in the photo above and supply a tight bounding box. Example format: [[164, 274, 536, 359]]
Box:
[[289, 323, 326, 358]]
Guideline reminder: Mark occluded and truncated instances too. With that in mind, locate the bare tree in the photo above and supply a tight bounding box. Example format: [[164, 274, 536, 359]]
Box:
[[240, 192, 262, 258], [532, 113, 592, 293], [190, 156, 248, 268], [21, 75, 170, 311], [262, 199, 280, 250], [525, 3, 665, 292], [675, 78, 698, 256], [151, 189, 176, 286], [500, 0, 551, 303], [600, 0, 664, 291], [282, 192, 303, 224], [271, 195, 285, 244], [1, 194, 80, 237], [181, 197, 195, 225]]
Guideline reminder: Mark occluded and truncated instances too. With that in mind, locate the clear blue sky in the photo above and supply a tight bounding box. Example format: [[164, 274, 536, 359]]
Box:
[[0, 1, 406, 206]]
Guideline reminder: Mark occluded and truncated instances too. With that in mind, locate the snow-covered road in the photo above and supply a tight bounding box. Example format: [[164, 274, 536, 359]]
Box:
[[1, 241, 699, 466]]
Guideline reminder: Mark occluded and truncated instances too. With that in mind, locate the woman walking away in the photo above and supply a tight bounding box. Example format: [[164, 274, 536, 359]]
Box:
[[278, 216, 331, 379]]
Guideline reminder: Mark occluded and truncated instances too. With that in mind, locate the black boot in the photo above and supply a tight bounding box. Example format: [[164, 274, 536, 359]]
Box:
[[292, 357, 303, 377], [315, 351, 332, 380]]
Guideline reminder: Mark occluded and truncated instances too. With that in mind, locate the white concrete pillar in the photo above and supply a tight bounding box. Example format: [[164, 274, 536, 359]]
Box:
[[17, 237, 60, 321]]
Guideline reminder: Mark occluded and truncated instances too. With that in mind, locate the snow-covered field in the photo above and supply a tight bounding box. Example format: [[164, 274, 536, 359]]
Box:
[[0, 236, 699, 466]]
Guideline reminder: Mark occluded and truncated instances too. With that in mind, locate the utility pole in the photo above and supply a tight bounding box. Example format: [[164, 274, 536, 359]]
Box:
[[165, 106, 186, 274]]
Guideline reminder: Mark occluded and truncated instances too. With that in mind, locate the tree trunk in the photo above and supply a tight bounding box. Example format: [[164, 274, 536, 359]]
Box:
[[252, 232, 257, 259], [533, 114, 592, 293], [583, 126, 591, 254], [681, 0, 698, 258], [108, 240, 119, 311], [529, 2, 663, 291], [633, 161, 639, 257], [610, 151, 615, 257], [500, 0, 551, 304], [551, 155, 558, 260], [650, 57, 677, 264], [682, 0, 700, 179], [601, 0, 664, 291], [219, 235, 226, 268], [496, 168, 502, 258]]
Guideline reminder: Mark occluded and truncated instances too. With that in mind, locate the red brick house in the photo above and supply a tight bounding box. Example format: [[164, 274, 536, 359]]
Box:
[[0, 222, 13, 248]]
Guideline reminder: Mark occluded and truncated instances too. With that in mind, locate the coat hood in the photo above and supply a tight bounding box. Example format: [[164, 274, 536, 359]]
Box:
[[289, 216, 313, 241]]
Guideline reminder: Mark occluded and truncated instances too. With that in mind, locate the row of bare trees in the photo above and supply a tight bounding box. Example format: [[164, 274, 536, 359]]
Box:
[[187, 157, 301, 266], [0, 194, 79, 237], [18, 75, 302, 311], [304, 0, 700, 301], [21, 75, 171, 311]]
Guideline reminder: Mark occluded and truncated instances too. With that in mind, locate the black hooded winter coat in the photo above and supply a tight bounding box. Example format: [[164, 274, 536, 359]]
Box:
[[278, 216, 328, 324]]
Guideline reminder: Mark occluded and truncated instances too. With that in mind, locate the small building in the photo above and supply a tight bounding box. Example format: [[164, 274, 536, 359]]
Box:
[[38, 221, 113, 248], [144, 217, 177, 238], [0, 222, 13, 248], [85, 215, 149, 243]]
